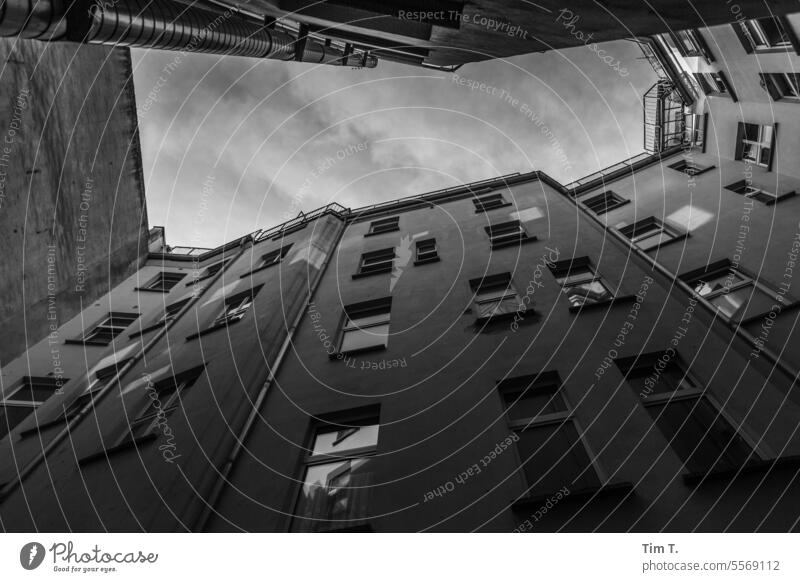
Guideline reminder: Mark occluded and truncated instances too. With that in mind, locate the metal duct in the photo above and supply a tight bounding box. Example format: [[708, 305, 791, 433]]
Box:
[[0, 0, 376, 67], [0, 0, 67, 40]]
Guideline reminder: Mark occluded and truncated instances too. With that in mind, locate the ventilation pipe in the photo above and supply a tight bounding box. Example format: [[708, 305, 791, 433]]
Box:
[[0, 0, 377, 67]]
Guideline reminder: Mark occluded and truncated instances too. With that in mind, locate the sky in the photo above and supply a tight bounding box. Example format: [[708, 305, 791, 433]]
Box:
[[131, 41, 656, 248]]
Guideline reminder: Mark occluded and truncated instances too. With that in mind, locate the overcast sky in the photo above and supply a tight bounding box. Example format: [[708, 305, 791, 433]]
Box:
[[131, 41, 656, 248]]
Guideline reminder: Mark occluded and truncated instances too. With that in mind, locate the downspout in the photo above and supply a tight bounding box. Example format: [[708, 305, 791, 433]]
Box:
[[192, 212, 348, 532], [550, 169, 800, 390], [0, 235, 253, 503]]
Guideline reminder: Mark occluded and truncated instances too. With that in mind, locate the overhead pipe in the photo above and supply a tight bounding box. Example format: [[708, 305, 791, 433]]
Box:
[[0, 0, 377, 67]]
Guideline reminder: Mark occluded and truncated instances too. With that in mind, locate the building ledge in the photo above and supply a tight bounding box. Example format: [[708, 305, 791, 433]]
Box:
[[78, 433, 158, 466], [568, 294, 637, 314], [414, 256, 441, 266], [364, 228, 400, 238], [683, 455, 800, 486], [134, 287, 172, 294], [129, 322, 166, 339], [475, 202, 513, 213], [511, 482, 634, 510], [64, 339, 111, 347], [186, 319, 241, 341], [491, 235, 539, 251], [352, 267, 393, 280], [19, 416, 68, 438], [239, 262, 284, 279], [763, 191, 797, 206]]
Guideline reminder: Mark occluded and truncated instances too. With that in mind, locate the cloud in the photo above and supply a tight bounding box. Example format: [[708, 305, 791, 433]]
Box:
[[131, 40, 655, 247]]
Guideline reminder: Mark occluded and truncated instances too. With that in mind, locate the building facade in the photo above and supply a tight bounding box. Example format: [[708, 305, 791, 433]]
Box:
[[0, 37, 150, 367], [2, 11, 800, 533]]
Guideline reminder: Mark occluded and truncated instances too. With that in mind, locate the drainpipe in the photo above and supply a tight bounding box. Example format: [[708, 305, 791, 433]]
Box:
[[0, 235, 253, 503], [192, 212, 348, 532]]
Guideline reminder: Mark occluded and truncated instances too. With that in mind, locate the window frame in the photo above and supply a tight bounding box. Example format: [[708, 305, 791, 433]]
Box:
[[499, 372, 605, 499], [735, 122, 776, 170], [473, 192, 511, 213], [337, 298, 392, 356], [681, 261, 782, 323], [290, 411, 381, 532], [618, 217, 686, 252], [414, 238, 439, 265], [1, 377, 66, 438], [484, 220, 532, 249], [72, 312, 139, 346], [670, 29, 715, 62], [668, 158, 714, 176], [735, 17, 799, 53], [124, 366, 204, 443], [469, 273, 522, 322], [356, 248, 395, 276], [759, 72, 800, 102], [579, 190, 629, 215], [549, 257, 615, 310], [139, 271, 186, 293], [366, 216, 400, 236], [724, 180, 794, 205], [618, 352, 768, 476]]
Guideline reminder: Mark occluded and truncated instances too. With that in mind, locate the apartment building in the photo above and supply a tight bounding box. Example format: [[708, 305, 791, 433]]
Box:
[[2, 152, 799, 531]]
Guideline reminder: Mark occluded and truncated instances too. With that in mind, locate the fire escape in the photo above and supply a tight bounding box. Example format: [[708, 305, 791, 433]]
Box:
[[635, 38, 706, 154]]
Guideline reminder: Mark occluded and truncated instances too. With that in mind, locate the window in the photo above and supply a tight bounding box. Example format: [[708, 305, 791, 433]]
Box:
[[126, 366, 204, 441], [500, 373, 601, 498], [196, 259, 232, 281], [724, 180, 779, 205], [61, 362, 127, 423], [212, 288, 260, 327], [734, 123, 776, 170], [367, 216, 399, 235], [617, 353, 756, 476], [357, 248, 395, 276], [619, 217, 684, 251], [157, 298, 190, 324], [470, 273, 521, 321], [141, 272, 185, 292], [257, 244, 292, 270], [693, 72, 735, 100], [75, 312, 139, 345], [485, 220, 530, 248], [1, 377, 64, 438], [580, 190, 628, 215], [415, 238, 439, 264], [339, 298, 391, 354], [671, 29, 714, 61], [735, 17, 795, 52], [759, 73, 800, 101], [549, 257, 613, 309], [681, 260, 777, 321], [473, 193, 510, 212], [291, 415, 380, 532], [668, 159, 713, 176]]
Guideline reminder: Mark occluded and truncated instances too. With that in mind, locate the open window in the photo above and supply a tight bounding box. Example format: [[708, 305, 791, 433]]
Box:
[[140, 272, 185, 292], [291, 411, 380, 532], [366, 216, 399, 236], [549, 257, 614, 309], [619, 217, 685, 251], [485, 220, 531, 249], [338, 298, 392, 355], [733, 17, 799, 54], [469, 273, 521, 322], [617, 353, 760, 480], [1, 377, 66, 438], [499, 372, 602, 499], [734, 123, 777, 171], [72, 312, 139, 346], [414, 238, 439, 264], [579, 190, 628, 215], [356, 248, 395, 276]]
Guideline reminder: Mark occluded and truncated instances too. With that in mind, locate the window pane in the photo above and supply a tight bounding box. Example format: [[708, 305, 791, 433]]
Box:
[[516, 423, 600, 498], [635, 231, 671, 250], [0, 405, 34, 438], [312, 424, 380, 455], [708, 286, 750, 318], [347, 312, 390, 328], [476, 297, 518, 319], [693, 271, 746, 296], [291, 458, 374, 532], [504, 388, 566, 421], [625, 363, 696, 396], [564, 280, 612, 307], [341, 323, 389, 352], [646, 398, 753, 474]]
